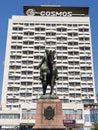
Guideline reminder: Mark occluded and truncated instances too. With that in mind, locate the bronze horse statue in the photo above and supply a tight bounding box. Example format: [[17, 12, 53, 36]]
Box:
[[38, 50, 58, 95]]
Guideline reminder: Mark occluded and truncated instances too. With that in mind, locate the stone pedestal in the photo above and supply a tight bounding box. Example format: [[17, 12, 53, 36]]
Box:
[[33, 96, 65, 130]]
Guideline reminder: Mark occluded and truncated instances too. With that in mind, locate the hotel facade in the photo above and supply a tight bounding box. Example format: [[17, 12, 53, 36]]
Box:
[[0, 6, 96, 129]]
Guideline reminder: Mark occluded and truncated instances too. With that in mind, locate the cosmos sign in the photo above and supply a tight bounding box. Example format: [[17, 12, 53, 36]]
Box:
[[26, 9, 72, 17], [24, 6, 89, 17], [40, 11, 72, 17]]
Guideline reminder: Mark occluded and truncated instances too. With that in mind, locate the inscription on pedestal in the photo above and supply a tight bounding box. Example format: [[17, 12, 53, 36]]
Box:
[[44, 106, 55, 120]]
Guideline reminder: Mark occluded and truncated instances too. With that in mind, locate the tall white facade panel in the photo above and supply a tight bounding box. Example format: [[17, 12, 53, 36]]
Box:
[[1, 6, 96, 109]]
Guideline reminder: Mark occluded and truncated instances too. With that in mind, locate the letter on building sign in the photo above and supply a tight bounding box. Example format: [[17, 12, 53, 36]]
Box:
[[67, 12, 72, 17], [40, 11, 45, 16]]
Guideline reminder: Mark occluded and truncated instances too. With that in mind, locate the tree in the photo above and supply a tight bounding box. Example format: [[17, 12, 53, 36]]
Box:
[[92, 122, 98, 130]]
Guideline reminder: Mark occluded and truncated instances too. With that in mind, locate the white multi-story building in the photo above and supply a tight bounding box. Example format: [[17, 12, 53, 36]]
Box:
[[1, 6, 96, 110]]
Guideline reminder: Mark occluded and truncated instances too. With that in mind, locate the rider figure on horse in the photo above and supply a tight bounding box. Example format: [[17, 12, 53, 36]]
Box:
[[38, 49, 58, 81]]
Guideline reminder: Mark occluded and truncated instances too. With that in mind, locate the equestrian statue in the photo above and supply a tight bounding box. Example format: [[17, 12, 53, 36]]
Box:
[[37, 49, 58, 95]]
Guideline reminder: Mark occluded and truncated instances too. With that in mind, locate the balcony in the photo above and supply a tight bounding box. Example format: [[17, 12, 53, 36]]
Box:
[[46, 38, 57, 42], [22, 78, 33, 82], [35, 33, 45, 37]]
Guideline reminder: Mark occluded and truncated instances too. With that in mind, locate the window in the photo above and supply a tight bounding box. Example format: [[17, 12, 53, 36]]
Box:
[[70, 94, 75, 98], [35, 27, 45, 31], [0, 114, 20, 119], [24, 23, 29, 26], [85, 114, 90, 122], [84, 29, 89, 32], [57, 88, 62, 92], [22, 51, 33, 55], [7, 99, 19, 103], [22, 109, 36, 119], [76, 94, 81, 97], [68, 24, 72, 27], [21, 82, 32, 86], [22, 71, 32, 75], [35, 36, 45, 40], [57, 28, 67, 32], [34, 77, 39, 80], [46, 32, 56, 36], [24, 31, 34, 35], [57, 37, 67, 41], [18, 36, 22, 40], [12, 36, 17, 40], [63, 109, 82, 119]]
